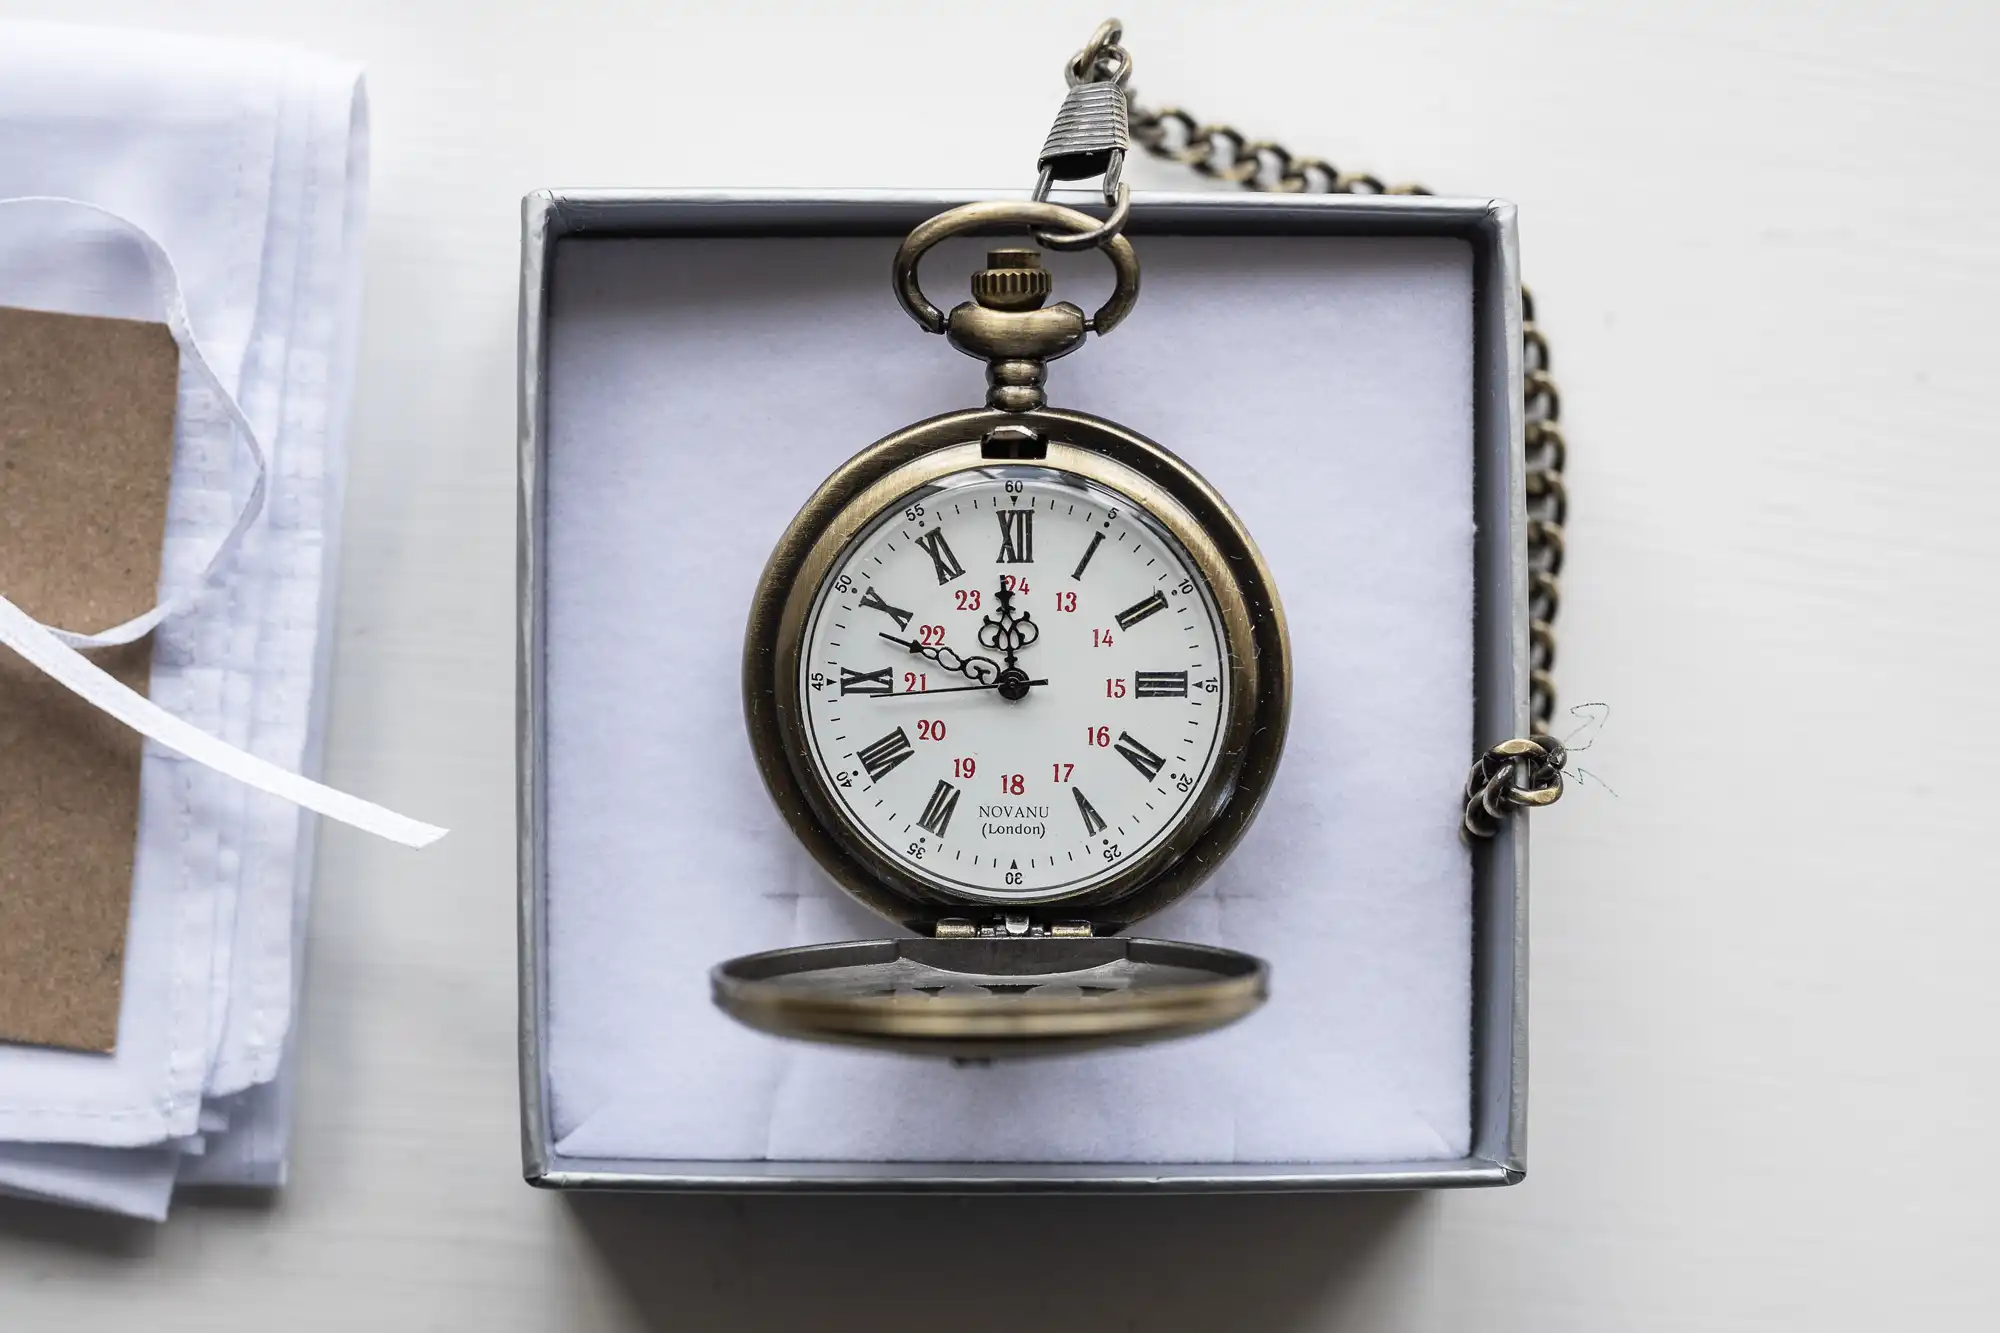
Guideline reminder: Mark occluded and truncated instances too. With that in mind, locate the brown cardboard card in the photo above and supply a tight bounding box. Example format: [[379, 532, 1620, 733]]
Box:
[[0, 305, 179, 1054]]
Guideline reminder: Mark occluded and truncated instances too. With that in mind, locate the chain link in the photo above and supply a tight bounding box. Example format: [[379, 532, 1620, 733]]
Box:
[[1115, 76, 1569, 837], [1461, 735, 1566, 839]]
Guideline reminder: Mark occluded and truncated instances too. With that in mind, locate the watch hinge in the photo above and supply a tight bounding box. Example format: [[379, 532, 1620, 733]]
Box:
[[981, 423, 1047, 460], [933, 915, 1094, 939]]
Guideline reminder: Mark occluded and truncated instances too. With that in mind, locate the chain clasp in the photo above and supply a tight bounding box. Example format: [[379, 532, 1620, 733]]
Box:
[[1031, 19, 1134, 251]]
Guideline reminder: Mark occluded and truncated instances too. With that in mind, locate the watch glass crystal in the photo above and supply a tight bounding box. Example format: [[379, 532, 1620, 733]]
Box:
[[798, 466, 1231, 904]]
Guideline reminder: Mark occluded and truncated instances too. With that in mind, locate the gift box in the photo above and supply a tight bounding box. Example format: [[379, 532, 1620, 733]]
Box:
[[517, 189, 1530, 1191]]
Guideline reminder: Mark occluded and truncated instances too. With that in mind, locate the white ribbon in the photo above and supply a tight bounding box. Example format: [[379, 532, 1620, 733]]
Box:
[[0, 196, 445, 849]]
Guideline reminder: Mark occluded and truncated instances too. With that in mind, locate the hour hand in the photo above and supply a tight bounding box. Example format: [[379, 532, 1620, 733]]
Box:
[[876, 633, 1001, 684]]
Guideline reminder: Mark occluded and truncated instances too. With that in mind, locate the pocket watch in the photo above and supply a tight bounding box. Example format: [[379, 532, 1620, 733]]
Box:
[[714, 28, 1291, 1058]]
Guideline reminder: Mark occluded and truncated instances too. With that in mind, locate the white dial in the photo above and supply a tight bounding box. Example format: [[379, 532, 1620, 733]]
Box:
[[798, 466, 1231, 904]]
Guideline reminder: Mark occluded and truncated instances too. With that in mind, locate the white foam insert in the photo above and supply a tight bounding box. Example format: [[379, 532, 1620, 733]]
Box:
[[542, 232, 1474, 1164]]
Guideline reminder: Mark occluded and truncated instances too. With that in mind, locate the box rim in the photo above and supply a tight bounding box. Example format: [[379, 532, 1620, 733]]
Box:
[[518, 187, 1528, 1191]]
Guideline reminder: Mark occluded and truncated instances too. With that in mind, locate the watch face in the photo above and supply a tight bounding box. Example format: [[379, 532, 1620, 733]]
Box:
[[797, 465, 1232, 905]]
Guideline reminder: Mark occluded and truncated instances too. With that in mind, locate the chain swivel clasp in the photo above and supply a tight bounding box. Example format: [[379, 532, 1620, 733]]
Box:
[[890, 21, 1144, 412], [1031, 19, 1135, 251]]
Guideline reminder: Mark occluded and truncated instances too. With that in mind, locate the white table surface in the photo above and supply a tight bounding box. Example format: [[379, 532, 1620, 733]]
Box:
[[1, 1, 1995, 1328]]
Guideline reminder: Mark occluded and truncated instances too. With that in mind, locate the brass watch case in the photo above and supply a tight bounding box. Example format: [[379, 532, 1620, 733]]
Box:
[[730, 208, 1288, 1054], [742, 407, 1291, 934]]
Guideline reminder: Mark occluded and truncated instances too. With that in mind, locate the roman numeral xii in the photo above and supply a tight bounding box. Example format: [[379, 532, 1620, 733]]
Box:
[[995, 509, 1034, 564]]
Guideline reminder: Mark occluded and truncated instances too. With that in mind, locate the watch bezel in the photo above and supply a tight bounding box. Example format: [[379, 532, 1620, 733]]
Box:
[[744, 408, 1290, 932]]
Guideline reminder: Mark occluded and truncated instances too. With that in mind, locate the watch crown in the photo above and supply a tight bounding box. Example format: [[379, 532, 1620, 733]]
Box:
[[971, 249, 1052, 312]]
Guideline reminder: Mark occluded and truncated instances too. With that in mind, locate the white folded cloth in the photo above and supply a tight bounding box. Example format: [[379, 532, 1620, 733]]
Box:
[[0, 20, 369, 1220]]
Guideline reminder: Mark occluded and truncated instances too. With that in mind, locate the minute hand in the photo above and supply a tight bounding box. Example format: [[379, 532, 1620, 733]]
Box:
[[876, 633, 1001, 684]]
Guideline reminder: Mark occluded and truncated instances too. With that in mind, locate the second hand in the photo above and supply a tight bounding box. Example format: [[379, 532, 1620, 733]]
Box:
[[872, 678, 1048, 699]]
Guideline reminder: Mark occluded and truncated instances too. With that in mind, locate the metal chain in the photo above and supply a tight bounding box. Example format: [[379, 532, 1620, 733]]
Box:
[[1068, 22, 1569, 836]]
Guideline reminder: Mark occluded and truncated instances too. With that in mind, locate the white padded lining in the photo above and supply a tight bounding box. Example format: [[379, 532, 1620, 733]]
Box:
[[541, 232, 1475, 1164]]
